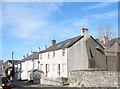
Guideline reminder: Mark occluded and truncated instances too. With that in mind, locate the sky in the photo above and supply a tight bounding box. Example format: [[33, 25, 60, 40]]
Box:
[[1, 1, 118, 61]]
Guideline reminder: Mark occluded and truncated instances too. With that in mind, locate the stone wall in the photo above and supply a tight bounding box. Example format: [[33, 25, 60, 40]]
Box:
[[69, 69, 120, 87], [41, 77, 63, 86]]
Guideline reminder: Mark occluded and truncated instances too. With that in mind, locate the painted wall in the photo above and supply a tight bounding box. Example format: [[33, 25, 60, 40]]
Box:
[[27, 59, 39, 81], [86, 37, 106, 69], [68, 37, 89, 71], [21, 61, 28, 80], [39, 49, 68, 79], [27, 60, 33, 81]]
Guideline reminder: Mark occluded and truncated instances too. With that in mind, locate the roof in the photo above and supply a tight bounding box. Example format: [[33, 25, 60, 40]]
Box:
[[15, 52, 39, 64], [104, 37, 120, 47], [3, 60, 20, 68], [40, 35, 84, 53]]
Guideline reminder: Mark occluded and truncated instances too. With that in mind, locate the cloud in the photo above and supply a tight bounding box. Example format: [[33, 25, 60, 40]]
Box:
[[82, 2, 113, 10], [2, 2, 63, 40], [73, 18, 90, 27], [93, 10, 118, 19], [72, 10, 118, 27]]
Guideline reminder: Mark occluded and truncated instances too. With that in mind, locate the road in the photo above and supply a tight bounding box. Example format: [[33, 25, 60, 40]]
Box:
[[12, 87, 90, 89], [11, 81, 118, 89]]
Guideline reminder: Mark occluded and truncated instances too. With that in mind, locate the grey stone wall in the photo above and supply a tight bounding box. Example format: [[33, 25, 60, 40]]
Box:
[[69, 70, 120, 87], [41, 77, 63, 86]]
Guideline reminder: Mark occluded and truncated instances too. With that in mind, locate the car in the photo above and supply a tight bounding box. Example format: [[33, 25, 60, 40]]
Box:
[[0, 85, 3, 89], [0, 76, 11, 89]]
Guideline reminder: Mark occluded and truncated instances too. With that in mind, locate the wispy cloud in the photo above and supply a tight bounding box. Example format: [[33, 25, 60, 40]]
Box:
[[2, 2, 63, 40], [72, 10, 118, 27], [82, 2, 113, 10]]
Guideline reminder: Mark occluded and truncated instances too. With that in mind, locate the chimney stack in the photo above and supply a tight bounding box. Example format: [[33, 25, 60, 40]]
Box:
[[51, 39, 56, 46], [26, 54, 29, 57], [103, 36, 108, 44], [81, 28, 88, 36], [23, 55, 25, 58], [37, 47, 40, 52], [44, 45, 47, 50], [30, 50, 33, 55]]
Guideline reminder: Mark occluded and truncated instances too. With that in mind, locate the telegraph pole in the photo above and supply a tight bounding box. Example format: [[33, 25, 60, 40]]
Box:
[[12, 52, 14, 65], [11, 52, 14, 81]]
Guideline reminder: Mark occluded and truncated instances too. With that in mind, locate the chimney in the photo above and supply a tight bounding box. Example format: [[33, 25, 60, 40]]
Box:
[[37, 47, 40, 52], [23, 55, 25, 58], [26, 54, 29, 57], [81, 28, 89, 36], [103, 36, 108, 44], [44, 45, 47, 50], [51, 39, 56, 46], [30, 50, 33, 55]]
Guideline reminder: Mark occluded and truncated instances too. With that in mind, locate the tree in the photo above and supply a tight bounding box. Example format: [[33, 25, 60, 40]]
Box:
[[96, 24, 117, 41]]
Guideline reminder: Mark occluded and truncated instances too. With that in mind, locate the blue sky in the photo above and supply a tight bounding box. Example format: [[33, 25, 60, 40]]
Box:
[[1, 2, 118, 61]]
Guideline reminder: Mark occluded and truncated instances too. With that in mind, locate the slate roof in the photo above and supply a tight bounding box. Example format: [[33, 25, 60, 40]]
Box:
[[15, 52, 39, 64], [104, 37, 120, 47], [40, 35, 84, 53], [3, 60, 20, 68]]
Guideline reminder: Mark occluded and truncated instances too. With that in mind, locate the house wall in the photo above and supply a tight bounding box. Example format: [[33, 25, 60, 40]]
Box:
[[39, 49, 68, 79], [27, 60, 33, 81], [105, 52, 120, 71], [21, 61, 28, 80], [86, 38, 107, 69], [68, 37, 89, 71], [33, 59, 39, 69], [27, 59, 39, 81], [108, 42, 120, 52]]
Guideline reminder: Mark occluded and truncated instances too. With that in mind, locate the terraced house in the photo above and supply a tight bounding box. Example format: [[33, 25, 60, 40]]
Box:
[[39, 28, 106, 85], [14, 28, 119, 86]]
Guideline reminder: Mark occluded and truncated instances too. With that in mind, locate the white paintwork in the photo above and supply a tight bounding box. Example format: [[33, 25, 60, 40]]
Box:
[[27, 59, 39, 81], [15, 29, 106, 83], [39, 49, 68, 78], [21, 61, 28, 80]]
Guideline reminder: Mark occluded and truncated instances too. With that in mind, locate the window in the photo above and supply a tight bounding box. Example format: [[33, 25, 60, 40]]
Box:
[[62, 64, 66, 72], [58, 64, 60, 76], [53, 51, 55, 57], [46, 64, 50, 74], [62, 49, 65, 56], [48, 52, 50, 59]]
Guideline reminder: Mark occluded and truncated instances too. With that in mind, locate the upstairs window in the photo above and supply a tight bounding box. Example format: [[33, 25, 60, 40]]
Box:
[[62, 49, 65, 56], [53, 51, 55, 57], [48, 52, 50, 59]]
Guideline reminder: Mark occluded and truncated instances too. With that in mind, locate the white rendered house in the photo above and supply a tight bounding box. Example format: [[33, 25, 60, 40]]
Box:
[[39, 28, 106, 81]]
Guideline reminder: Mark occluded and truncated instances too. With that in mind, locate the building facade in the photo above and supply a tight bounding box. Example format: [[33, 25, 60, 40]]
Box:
[[38, 28, 106, 84]]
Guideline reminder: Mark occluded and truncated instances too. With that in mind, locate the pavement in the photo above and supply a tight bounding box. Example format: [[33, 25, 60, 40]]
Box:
[[10, 81, 119, 89], [11, 80, 59, 88]]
